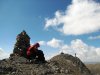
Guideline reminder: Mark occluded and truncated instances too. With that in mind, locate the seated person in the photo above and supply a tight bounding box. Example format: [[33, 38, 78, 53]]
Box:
[[27, 43, 45, 62]]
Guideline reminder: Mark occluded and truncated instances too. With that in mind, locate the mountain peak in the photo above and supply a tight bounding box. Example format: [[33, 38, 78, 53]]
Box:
[[0, 31, 92, 75], [0, 53, 92, 75]]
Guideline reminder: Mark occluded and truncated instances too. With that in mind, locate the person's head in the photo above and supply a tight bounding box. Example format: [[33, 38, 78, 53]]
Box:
[[34, 43, 40, 49]]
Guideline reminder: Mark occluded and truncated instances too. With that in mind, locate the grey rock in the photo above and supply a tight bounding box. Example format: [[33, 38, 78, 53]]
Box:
[[0, 53, 92, 75]]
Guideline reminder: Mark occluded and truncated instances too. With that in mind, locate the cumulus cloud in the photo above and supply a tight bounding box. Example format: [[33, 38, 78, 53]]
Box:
[[0, 48, 10, 60], [69, 39, 100, 62], [40, 38, 100, 62], [47, 38, 63, 48], [38, 41, 46, 45], [58, 39, 100, 62], [88, 35, 100, 40], [45, 0, 100, 35]]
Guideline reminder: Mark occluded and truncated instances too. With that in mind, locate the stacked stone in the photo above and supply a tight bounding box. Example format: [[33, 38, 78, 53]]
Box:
[[13, 30, 30, 57]]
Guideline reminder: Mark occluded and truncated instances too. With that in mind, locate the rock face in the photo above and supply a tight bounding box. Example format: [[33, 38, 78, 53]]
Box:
[[0, 53, 92, 75], [49, 54, 92, 75]]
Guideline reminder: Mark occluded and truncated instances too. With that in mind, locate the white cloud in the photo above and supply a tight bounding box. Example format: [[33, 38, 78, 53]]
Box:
[[89, 35, 100, 40], [40, 38, 100, 62], [59, 45, 74, 54], [47, 38, 63, 48], [60, 39, 100, 62], [0, 48, 10, 60], [38, 41, 46, 45], [45, 0, 100, 35]]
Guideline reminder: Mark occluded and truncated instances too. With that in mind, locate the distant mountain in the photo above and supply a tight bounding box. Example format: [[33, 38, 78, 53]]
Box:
[[0, 53, 92, 75], [86, 63, 100, 75], [85, 62, 100, 64]]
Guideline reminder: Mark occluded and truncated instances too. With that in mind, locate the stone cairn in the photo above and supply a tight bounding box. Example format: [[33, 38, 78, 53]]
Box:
[[13, 30, 30, 58]]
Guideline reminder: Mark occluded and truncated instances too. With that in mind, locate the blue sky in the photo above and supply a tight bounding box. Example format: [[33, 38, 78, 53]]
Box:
[[0, 0, 100, 62], [0, 0, 70, 50]]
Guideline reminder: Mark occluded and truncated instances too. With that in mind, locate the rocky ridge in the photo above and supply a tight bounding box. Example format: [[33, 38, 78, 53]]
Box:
[[0, 53, 92, 75]]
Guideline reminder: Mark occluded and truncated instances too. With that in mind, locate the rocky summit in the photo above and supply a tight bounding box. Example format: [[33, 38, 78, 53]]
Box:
[[0, 53, 92, 75], [0, 31, 92, 75]]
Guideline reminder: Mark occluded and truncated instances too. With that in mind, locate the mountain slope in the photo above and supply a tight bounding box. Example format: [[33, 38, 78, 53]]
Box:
[[0, 53, 92, 75]]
